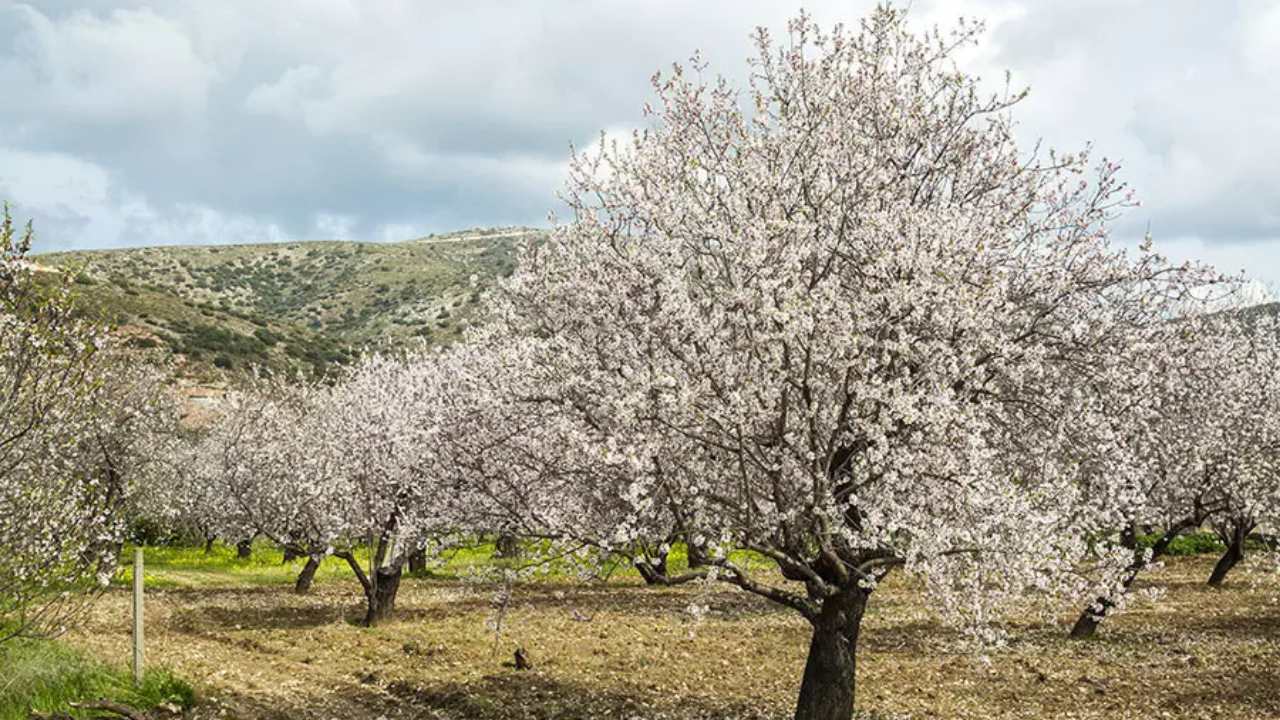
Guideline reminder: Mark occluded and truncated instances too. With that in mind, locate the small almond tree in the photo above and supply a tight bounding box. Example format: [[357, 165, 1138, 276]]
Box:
[[314, 352, 468, 625], [484, 9, 1210, 719], [181, 384, 344, 593]]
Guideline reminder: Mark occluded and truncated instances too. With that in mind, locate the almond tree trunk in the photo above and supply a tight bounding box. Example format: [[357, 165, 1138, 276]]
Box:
[[686, 541, 710, 569], [1208, 522, 1250, 587], [793, 587, 868, 720], [494, 532, 520, 559], [336, 551, 404, 626], [407, 549, 427, 574], [635, 549, 670, 585], [294, 555, 321, 595], [364, 565, 402, 626], [1070, 522, 1189, 639], [236, 538, 253, 560]]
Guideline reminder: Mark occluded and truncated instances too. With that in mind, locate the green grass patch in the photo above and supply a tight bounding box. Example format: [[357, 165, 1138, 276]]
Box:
[[120, 539, 775, 591], [118, 542, 353, 589], [1137, 531, 1227, 557], [0, 638, 193, 720]]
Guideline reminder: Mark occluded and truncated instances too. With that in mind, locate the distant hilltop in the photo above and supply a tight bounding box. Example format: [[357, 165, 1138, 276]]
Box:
[[39, 227, 548, 379], [408, 226, 548, 243]]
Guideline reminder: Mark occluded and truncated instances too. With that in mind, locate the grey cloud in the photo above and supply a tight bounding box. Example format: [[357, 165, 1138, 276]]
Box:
[[986, 0, 1280, 246], [0, 0, 1277, 288]]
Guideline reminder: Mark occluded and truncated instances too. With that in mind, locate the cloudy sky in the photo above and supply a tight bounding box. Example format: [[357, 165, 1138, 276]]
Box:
[[1, 1, 1277, 288]]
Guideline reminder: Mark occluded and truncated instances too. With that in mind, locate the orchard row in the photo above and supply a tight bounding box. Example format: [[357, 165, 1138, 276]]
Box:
[[4, 9, 1278, 720]]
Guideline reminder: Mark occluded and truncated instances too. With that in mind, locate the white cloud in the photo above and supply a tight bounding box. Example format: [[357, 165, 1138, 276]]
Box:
[[0, 146, 289, 251], [311, 213, 355, 240], [1150, 234, 1280, 291], [3, 4, 216, 121]]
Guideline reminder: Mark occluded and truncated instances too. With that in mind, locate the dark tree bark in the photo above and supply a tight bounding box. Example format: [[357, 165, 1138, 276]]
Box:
[[335, 551, 405, 626], [294, 555, 321, 595], [407, 549, 427, 574], [203, 537, 216, 555], [1070, 522, 1191, 639], [236, 538, 253, 560], [494, 532, 520, 559], [283, 546, 301, 564], [635, 550, 670, 585], [793, 587, 868, 720], [686, 541, 710, 569], [1208, 522, 1251, 587], [364, 565, 403, 626]]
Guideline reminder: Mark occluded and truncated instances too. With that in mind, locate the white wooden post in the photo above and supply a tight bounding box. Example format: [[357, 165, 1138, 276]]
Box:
[[133, 546, 144, 684]]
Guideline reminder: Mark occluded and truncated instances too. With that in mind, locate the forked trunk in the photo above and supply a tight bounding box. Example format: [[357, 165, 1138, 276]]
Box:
[[1208, 523, 1250, 587], [793, 588, 868, 720], [294, 555, 321, 595], [364, 565, 403, 626], [686, 542, 710, 569], [635, 551, 670, 585]]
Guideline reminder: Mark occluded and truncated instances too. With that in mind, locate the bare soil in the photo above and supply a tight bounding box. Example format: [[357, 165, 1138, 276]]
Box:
[[65, 556, 1280, 719]]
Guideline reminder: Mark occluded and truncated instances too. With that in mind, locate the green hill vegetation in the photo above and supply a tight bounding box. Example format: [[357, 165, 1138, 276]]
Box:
[[40, 227, 542, 379]]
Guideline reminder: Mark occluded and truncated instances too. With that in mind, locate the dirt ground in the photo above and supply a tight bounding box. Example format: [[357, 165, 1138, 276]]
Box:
[[65, 555, 1280, 720]]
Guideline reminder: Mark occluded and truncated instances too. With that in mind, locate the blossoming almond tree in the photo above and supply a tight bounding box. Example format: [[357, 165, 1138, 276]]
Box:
[[0, 207, 113, 640], [486, 9, 1211, 719], [314, 352, 475, 625], [79, 352, 183, 545], [1064, 319, 1230, 638], [181, 383, 344, 591], [1180, 310, 1280, 588], [182, 355, 477, 624], [1066, 306, 1280, 636]]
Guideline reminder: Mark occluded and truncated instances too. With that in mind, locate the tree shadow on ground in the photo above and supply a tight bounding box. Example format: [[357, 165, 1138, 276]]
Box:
[[198, 672, 786, 720], [167, 600, 348, 633], [1183, 611, 1280, 638], [418, 579, 790, 622], [1167, 671, 1280, 717], [385, 672, 784, 720]]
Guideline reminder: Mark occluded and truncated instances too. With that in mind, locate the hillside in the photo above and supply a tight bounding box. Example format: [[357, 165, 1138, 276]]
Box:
[[40, 227, 543, 379]]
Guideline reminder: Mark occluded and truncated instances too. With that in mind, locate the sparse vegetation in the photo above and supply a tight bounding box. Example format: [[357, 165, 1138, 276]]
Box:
[[40, 230, 538, 377]]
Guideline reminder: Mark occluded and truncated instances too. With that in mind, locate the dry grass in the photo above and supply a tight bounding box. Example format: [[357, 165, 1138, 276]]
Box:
[[63, 556, 1280, 719]]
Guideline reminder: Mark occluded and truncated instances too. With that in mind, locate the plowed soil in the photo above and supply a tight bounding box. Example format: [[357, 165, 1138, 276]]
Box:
[[65, 555, 1280, 719]]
